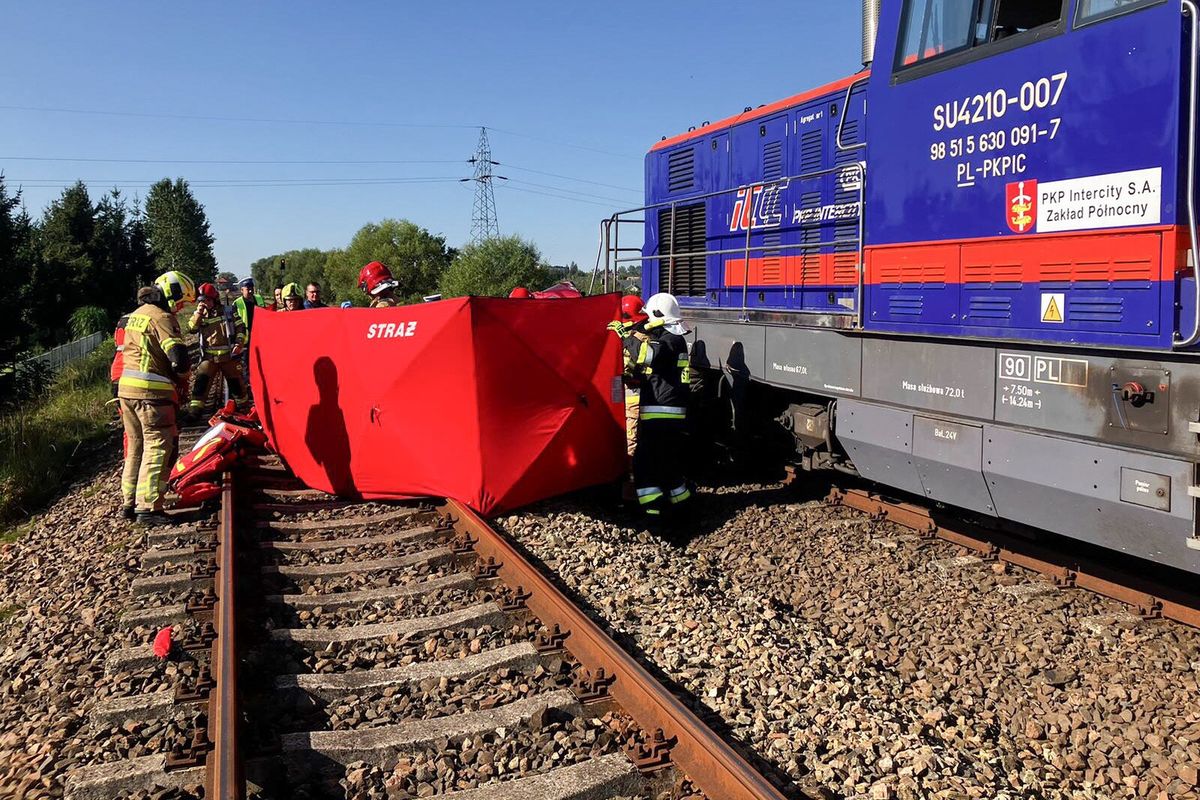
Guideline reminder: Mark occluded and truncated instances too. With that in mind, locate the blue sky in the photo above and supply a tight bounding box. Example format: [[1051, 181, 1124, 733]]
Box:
[[1, 2, 863, 277]]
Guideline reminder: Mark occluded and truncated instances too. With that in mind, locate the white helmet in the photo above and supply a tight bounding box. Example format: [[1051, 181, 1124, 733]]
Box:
[[644, 292, 687, 335]]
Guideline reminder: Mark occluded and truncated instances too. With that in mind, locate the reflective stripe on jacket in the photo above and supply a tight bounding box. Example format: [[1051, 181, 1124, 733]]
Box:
[[188, 305, 245, 360], [624, 329, 691, 415], [118, 303, 188, 401]]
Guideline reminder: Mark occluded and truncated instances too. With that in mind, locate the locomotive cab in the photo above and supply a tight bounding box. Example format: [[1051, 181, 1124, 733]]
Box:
[[603, 0, 1200, 575], [866, 0, 1192, 349]]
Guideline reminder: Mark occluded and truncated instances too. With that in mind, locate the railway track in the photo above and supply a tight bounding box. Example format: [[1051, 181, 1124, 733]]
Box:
[[63, 455, 790, 800], [825, 482, 1200, 630]]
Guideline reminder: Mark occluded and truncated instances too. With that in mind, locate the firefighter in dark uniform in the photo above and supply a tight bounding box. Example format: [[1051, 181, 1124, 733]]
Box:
[[118, 272, 194, 524], [620, 292, 693, 517], [358, 261, 400, 308], [186, 282, 248, 418]]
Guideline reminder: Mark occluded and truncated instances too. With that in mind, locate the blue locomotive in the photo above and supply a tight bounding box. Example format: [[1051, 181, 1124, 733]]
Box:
[[603, 0, 1200, 573]]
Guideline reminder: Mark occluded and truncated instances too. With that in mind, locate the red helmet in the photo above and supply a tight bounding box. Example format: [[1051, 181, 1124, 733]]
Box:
[[358, 261, 398, 296], [508, 286, 531, 299], [198, 283, 219, 302], [621, 295, 648, 324]]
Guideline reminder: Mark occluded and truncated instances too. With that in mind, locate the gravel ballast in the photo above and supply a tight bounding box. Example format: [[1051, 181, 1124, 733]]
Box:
[[497, 477, 1200, 800]]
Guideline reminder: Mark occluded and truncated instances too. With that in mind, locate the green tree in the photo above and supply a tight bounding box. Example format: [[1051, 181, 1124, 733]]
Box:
[[126, 204, 156, 287], [439, 235, 551, 299], [0, 178, 36, 374], [144, 178, 217, 283], [33, 182, 96, 345], [324, 219, 453, 305], [90, 189, 151, 322], [250, 248, 331, 295]]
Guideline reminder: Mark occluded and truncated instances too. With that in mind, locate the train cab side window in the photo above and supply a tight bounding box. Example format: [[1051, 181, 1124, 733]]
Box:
[[991, 0, 1061, 38], [897, 0, 1065, 71], [898, 0, 976, 66], [1076, 0, 1162, 26]]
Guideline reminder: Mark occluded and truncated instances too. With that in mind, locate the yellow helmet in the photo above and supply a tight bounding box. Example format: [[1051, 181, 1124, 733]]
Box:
[[282, 282, 303, 300], [154, 271, 196, 311]]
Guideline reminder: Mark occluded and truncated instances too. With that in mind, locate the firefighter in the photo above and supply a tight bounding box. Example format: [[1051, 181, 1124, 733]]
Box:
[[508, 287, 531, 298], [280, 282, 304, 311], [358, 261, 400, 307], [606, 295, 649, 458], [118, 272, 194, 524], [186, 282, 248, 419], [620, 292, 692, 518], [110, 286, 162, 462]]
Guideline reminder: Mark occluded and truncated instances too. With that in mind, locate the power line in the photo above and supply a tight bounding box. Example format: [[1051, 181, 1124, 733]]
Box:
[[489, 127, 640, 161], [500, 163, 640, 194], [6, 176, 460, 184], [7, 177, 464, 189], [0, 155, 640, 192], [505, 178, 633, 205], [0, 104, 641, 160], [0, 155, 464, 165], [0, 103, 481, 130], [496, 184, 617, 209]]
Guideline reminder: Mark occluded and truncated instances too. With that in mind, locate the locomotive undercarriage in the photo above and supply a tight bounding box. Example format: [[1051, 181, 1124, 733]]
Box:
[[689, 316, 1200, 574]]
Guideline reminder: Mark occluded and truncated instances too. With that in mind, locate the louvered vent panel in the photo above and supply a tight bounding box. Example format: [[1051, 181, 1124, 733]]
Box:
[[833, 220, 860, 285], [668, 148, 696, 193], [888, 295, 924, 317], [797, 189, 821, 283], [657, 203, 707, 297], [762, 232, 783, 285], [967, 297, 1013, 320], [833, 251, 860, 285], [962, 260, 1022, 286], [800, 129, 823, 172], [1068, 296, 1125, 324], [763, 141, 784, 181]]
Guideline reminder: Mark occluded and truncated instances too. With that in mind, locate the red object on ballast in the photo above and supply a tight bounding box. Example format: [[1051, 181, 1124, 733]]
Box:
[[248, 294, 627, 515], [152, 626, 172, 659]]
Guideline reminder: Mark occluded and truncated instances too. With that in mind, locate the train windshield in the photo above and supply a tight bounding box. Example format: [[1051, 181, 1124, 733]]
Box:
[[898, 0, 1064, 67]]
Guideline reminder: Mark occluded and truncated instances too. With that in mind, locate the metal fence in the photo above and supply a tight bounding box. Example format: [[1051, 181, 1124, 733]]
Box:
[[22, 331, 105, 372]]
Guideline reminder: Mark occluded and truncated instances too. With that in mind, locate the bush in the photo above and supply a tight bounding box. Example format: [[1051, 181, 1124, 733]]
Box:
[[69, 305, 110, 338], [439, 236, 551, 299], [0, 340, 116, 524]]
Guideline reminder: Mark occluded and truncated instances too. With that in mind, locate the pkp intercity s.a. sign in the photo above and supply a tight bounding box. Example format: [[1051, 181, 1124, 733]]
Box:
[[1004, 168, 1161, 235]]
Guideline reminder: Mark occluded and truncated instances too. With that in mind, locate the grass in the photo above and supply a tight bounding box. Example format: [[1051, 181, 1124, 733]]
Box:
[[0, 340, 116, 527], [0, 518, 36, 545]]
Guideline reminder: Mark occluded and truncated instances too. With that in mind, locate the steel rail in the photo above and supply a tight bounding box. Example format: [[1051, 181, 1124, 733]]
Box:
[[208, 472, 243, 798], [441, 498, 790, 800], [827, 486, 1200, 629]]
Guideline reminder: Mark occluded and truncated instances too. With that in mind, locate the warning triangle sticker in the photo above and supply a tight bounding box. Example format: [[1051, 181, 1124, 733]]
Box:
[[1041, 294, 1063, 323]]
